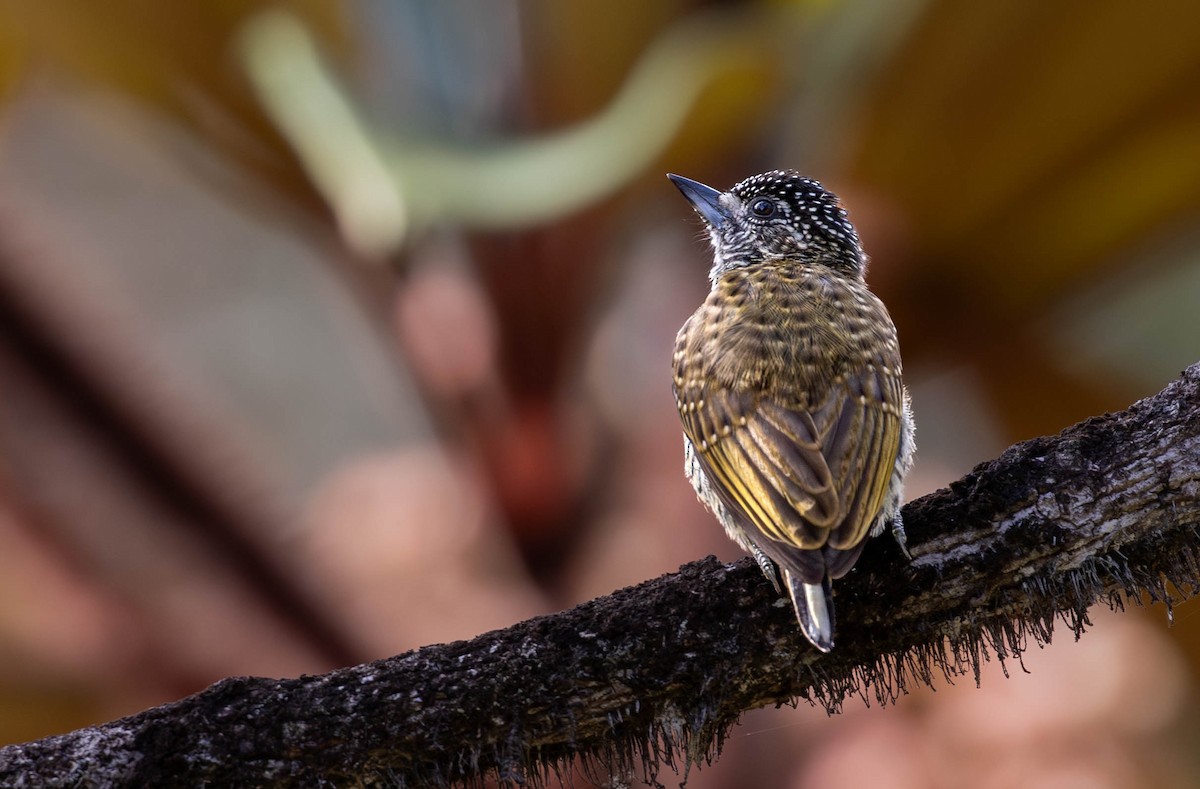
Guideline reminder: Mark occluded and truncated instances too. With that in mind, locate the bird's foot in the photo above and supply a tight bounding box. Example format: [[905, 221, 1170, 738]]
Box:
[[892, 512, 912, 561], [751, 544, 783, 594]]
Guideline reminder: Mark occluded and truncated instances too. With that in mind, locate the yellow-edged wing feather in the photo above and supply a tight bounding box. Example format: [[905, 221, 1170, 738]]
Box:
[[677, 363, 902, 564]]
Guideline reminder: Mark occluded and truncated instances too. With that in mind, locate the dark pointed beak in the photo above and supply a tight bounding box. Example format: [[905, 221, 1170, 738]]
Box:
[[667, 174, 727, 229]]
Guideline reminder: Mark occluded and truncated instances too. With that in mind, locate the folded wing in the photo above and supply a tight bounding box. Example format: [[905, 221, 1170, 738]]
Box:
[[677, 363, 902, 581]]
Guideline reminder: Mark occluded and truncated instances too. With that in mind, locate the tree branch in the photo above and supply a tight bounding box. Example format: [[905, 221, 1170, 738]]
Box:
[[4, 362, 1199, 788]]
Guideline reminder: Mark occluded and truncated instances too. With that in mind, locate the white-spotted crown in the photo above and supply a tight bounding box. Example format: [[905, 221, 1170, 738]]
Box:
[[719, 170, 865, 275]]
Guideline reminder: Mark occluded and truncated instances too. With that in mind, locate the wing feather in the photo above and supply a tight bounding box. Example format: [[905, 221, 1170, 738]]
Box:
[[678, 366, 902, 568]]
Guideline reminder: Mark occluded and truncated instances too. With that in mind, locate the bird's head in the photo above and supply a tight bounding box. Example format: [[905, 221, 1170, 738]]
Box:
[[668, 170, 865, 282]]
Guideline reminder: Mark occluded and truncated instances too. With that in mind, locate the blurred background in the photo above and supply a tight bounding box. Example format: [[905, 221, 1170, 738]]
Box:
[[1, 1, 1199, 786]]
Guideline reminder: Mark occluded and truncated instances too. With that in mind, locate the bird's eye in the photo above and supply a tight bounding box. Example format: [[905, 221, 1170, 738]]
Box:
[[750, 198, 776, 218]]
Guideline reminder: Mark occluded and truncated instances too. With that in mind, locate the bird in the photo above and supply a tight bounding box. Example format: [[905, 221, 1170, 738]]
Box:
[[667, 169, 915, 652]]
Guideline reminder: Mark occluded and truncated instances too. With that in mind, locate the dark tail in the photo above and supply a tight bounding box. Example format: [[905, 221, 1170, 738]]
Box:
[[784, 569, 834, 652]]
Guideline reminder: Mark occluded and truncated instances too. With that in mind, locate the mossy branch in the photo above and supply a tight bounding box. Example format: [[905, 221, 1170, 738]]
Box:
[[2, 363, 1199, 788]]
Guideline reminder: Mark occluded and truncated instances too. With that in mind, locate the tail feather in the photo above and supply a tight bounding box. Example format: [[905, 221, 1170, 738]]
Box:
[[784, 570, 835, 652]]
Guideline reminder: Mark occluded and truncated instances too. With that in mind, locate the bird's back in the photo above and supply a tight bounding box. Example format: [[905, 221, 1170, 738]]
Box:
[[673, 260, 904, 578]]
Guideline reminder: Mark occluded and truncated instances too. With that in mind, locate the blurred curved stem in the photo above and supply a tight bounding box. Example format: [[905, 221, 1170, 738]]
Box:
[[384, 11, 781, 230], [238, 11, 408, 259], [237, 7, 801, 258]]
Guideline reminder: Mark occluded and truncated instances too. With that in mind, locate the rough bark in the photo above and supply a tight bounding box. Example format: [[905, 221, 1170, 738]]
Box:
[[3, 362, 1199, 789]]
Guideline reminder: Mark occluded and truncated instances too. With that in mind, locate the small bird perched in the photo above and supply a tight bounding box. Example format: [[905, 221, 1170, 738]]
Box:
[[667, 170, 915, 652]]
